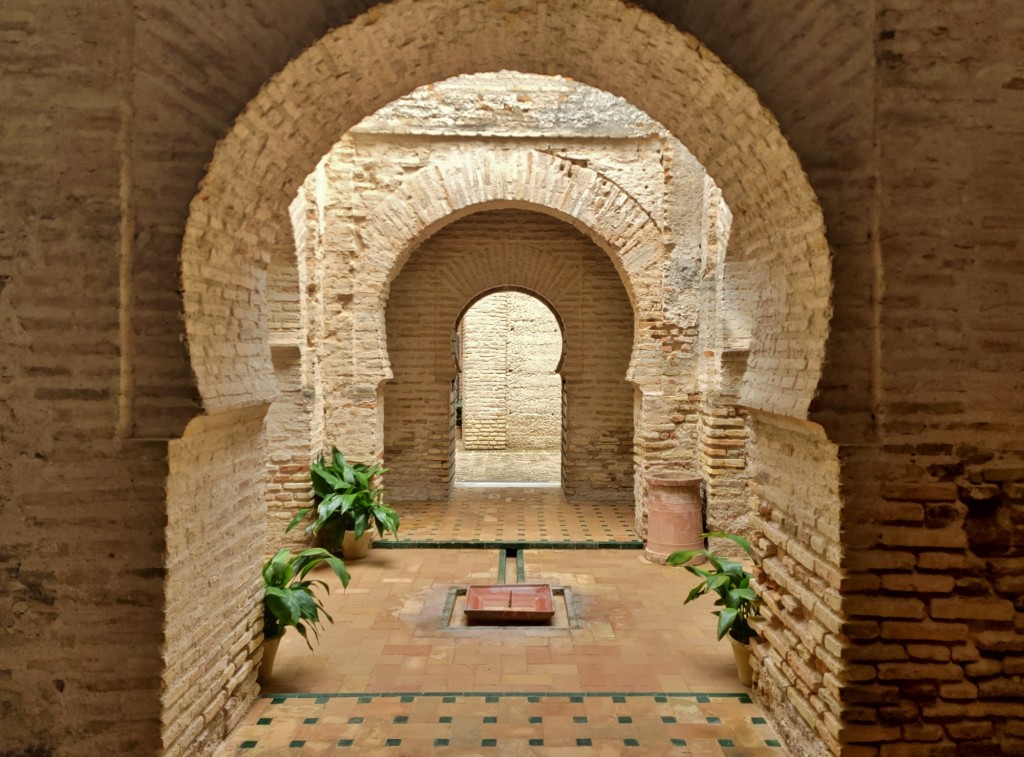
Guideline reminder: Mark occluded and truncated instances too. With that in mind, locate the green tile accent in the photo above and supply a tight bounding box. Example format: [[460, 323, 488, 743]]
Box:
[[438, 716, 453, 723], [257, 718, 272, 725], [393, 715, 408, 724], [707, 716, 722, 724], [573, 716, 588, 724], [385, 738, 401, 747], [400, 694, 414, 703], [485, 695, 499, 703], [483, 716, 497, 723], [443, 696, 456, 703], [314, 696, 329, 705], [624, 738, 640, 747], [271, 697, 286, 705], [516, 549, 525, 582], [570, 695, 584, 703], [766, 740, 781, 747], [654, 695, 668, 703], [529, 739, 544, 746], [618, 716, 632, 723], [497, 549, 507, 583], [671, 739, 688, 747], [337, 740, 354, 748], [482, 738, 497, 747], [529, 716, 543, 723], [434, 739, 450, 747], [240, 741, 257, 749], [289, 740, 305, 748], [696, 695, 711, 703], [661, 716, 677, 723], [302, 717, 318, 725], [612, 695, 627, 703], [348, 717, 364, 724], [357, 696, 372, 704], [576, 738, 593, 746], [528, 696, 540, 703], [718, 739, 735, 747], [752, 717, 767, 724]]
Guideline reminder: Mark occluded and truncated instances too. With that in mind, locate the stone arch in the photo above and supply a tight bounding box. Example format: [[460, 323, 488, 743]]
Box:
[[170, 1, 838, 753]]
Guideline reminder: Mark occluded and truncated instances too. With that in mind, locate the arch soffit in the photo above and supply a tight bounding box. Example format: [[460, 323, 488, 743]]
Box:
[[181, 0, 830, 420]]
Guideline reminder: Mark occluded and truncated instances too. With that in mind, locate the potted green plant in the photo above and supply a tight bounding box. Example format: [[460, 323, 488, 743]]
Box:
[[667, 531, 760, 685], [259, 546, 350, 683], [287, 447, 400, 559]]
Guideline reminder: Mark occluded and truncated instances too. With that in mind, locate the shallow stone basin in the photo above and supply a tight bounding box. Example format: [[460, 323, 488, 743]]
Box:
[[464, 584, 555, 624]]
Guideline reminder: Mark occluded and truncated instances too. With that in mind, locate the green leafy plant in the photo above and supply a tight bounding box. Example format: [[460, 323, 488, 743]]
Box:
[[262, 547, 350, 648], [287, 447, 400, 551], [667, 531, 760, 645]]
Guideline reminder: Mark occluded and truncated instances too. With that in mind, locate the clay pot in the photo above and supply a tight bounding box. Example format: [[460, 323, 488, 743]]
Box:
[[342, 531, 372, 560], [644, 476, 705, 564], [257, 636, 282, 685], [731, 638, 753, 687]]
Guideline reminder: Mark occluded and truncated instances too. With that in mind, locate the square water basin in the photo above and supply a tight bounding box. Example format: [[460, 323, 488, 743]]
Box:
[[464, 584, 555, 624]]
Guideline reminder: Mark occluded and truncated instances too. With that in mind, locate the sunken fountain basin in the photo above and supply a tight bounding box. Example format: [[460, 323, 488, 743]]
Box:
[[464, 584, 555, 624]]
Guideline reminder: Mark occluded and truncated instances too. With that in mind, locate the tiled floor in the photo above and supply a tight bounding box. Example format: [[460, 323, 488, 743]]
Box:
[[219, 548, 784, 755], [390, 486, 639, 545]]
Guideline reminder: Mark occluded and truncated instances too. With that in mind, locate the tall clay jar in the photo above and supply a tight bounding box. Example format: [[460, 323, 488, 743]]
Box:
[[644, 476, 706, 564]]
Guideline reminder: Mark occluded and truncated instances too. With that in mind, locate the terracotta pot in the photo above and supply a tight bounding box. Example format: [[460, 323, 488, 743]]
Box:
[[730, 638, 753, 687], [644, 476, 705, 564], [342, 530, 372, 560], [257, 636, 282, 685]]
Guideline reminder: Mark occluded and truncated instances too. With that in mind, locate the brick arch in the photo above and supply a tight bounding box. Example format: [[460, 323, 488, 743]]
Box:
[[380, 208, 634, 501], [171, 1, 841, 753], [352, 149, 662, 390], [181, 0, 829, 421]]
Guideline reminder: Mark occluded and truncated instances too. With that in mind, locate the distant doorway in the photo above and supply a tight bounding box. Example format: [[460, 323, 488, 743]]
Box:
[[454, 290, 563, 485]]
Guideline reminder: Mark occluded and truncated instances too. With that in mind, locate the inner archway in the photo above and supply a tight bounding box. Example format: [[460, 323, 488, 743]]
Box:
[[382, 210, 634, 504], [455, 290, 563, 485]]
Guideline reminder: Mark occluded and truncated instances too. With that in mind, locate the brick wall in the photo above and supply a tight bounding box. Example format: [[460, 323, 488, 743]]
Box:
[[460, 292, 563, 452], [5, 1, 1020, 755]]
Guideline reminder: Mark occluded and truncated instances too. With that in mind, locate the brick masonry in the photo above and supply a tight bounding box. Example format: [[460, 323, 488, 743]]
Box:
[[0, 1, 1021, 756], [459, 291, 562, 453]]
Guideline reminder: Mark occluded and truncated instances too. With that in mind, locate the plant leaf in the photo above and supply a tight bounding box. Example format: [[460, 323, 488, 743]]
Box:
[[667, 549, 704, 566], [703, 531, 754, 558], [715, 607, 739, 640], [286, 508, 311, 533]]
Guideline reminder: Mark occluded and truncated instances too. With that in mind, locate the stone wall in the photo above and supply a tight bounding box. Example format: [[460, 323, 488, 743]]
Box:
[[460, 291, 562, 452]]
